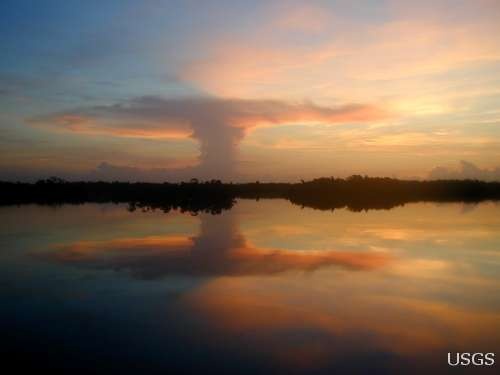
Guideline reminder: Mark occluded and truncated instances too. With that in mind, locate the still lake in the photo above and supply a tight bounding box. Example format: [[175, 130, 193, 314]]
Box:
[[1, 200, 499, 374]]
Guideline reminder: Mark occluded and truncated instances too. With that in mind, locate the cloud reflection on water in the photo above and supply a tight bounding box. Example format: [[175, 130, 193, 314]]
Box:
[[42, 211, 391, 279], [10, 201, 500, 374]]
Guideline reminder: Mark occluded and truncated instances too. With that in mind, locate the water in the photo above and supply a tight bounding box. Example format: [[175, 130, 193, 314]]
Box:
[[1, 200, 499, 374]]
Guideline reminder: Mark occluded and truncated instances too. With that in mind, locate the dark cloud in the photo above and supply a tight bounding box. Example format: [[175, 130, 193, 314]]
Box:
[[429, 160, 500, 181]]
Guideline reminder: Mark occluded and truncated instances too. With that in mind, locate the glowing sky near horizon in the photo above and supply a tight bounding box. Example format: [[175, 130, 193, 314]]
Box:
[[1, 0, 500, 181]]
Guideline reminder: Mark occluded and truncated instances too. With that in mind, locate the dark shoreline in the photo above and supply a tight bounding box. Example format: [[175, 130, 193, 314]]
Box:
[[2, 176, 500, 214]]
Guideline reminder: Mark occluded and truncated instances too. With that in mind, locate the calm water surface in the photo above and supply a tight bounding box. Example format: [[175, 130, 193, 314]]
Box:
[[1, 200, 499, 374]]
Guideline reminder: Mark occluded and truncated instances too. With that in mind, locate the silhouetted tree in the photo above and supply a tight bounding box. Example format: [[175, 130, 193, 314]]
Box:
[[1, 176, 499, 214]]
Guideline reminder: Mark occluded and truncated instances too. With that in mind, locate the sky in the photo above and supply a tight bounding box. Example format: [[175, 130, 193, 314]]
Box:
[[1, 0, 500, 182]]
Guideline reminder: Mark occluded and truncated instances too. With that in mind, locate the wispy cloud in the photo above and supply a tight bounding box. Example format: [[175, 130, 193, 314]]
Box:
[[181, 1, 500, 100]]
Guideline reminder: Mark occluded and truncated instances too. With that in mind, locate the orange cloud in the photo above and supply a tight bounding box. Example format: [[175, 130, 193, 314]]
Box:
[[32, 97, 386, 135], [30, 96, 388, 178], [181, 2, 500, 101], [32, 113, 192, 140]]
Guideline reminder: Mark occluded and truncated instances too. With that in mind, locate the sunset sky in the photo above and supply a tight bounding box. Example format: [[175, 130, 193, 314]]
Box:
[[1, 0, 500, 181]]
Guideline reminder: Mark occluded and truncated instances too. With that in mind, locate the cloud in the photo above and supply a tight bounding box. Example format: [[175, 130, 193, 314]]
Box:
[[429, 160, 500, 181], [30, 96, 386, 179], [181, 1, 500, 100]]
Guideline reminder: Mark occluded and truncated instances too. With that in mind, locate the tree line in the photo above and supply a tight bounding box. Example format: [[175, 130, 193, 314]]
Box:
[[1, 175, 499, 214]]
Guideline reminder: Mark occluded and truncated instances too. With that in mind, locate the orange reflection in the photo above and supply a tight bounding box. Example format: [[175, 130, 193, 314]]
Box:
[[181, 276, 500, 371], [34, 202, 500, 373], [50, 236, 193, 260], [41, 212, 391, 278]]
